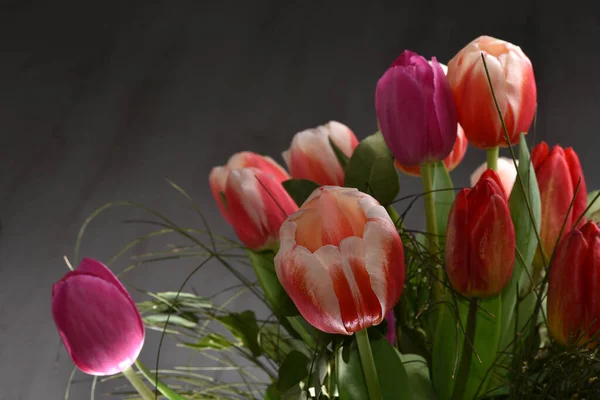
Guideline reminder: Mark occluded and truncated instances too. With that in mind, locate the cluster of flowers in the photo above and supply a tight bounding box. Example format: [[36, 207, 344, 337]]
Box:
[[50, 35, 597, 396]]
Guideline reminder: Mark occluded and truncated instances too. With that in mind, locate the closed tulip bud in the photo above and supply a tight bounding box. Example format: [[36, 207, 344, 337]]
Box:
[[210, 166, 298, 250], [470, 157, 519, 196], [376, 50, 458, 166], [395, 123, 467, 176], [282, 121, 359, 186], [548, 221, 600, 347], [532, 142, 587, 264], [209, 151, 290, 223], [447, 36, 537, 149], [445, 169, 516, 298], [51, 258, 145, 376], [275, 186, 405, 335]]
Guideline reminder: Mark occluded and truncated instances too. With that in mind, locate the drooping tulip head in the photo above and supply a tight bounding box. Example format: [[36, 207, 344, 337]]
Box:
[[470, 157, 519, 196], [51, 258, 145, 376], [447, 35, 537, 149], [548, 221, 600, 347], [275, 186, 405, 335], [532, 142, 587, 265], [282, 121, 359, 186], [445, 169, 516, 298], [376, 50, 458, 166]]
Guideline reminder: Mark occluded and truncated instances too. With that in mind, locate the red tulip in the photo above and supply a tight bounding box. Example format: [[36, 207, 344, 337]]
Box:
[[210, 151, 290, 223], [445, 169, 515, 297], [51, 258, 145, 376], [532, 142, 587, 264], [548, 221, 600, 347], [447, 36, 537, 149], [376, 50, 458, 166], [275, 186, 405, 335], [395, 123, 467, 176], [282, 121, 359, 186], [210, 165, 298, 250]]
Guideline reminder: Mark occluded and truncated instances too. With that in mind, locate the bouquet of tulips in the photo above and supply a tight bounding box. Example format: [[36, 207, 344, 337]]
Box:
[[52, 35, 600, 399]]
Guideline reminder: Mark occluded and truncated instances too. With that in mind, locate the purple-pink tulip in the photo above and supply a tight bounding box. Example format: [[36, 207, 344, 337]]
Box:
[[376, 50, 458, 166], [52, 258, 145, 376]]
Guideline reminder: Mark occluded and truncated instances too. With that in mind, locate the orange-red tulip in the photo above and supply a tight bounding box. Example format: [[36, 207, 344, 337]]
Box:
[[445, 169, 515, 297], [275, 186, 405, 335], [548, 221, 600, 347], [447, 36, 537, 149]]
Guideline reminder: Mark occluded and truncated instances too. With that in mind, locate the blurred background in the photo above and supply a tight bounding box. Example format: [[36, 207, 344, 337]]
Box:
[[1, 1, 598, 398]]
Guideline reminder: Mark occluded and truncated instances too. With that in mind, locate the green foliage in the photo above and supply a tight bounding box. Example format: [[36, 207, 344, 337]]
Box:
[[430, 161, 455, 250], [282, 179, 320, 206], [217, 311, 262, 357], [344, 132, 400, 205], [329, 137, 350, 169]]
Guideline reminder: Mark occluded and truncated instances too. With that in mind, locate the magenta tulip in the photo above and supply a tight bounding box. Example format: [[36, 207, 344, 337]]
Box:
[[52, 258, 145, 376], [376, 50, 458, 166]]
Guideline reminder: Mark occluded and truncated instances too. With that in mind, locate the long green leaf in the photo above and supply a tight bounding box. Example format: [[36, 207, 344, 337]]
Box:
[[400, 353, 436, 399], [430, 161, 455, 250], [282, 179, 320, 207], [217, 311, 262, 357]]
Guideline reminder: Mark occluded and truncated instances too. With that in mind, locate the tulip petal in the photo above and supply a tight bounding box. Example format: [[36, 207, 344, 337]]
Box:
[[585, 233, 600, 344], [564, 147, 588, 226], [445, 189, 471, 294], [52, 274, 144, 375], [431, 57, 458, 160], [209, 166, 231, 222]]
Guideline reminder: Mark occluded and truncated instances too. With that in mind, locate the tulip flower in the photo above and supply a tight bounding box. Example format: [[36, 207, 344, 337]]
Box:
[[447, 35, 537, 149], [548, 221, 600, 347], [209, 151, 290, 223], [395, 123, 467, 176], [51, 258, 145, 376], [275, 186, 405, 335], [282, 121, 359, 186], [210, 165, 298, 250], [470, 157, 519, 196], [445, 169, 515, 298], [532, 142, 587, 265], [376, 50, 458, 166]]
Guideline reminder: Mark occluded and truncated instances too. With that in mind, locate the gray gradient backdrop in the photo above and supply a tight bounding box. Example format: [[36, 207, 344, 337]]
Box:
[[1, 1, 599, 399]]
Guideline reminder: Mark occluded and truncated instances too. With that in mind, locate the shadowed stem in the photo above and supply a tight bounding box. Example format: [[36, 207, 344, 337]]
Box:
[[486, 147, 499, 171], [356, 329, 382, 400], [420, 163, 441, 296], [452, 299, 479, 400], [122, 365, 155, 400]]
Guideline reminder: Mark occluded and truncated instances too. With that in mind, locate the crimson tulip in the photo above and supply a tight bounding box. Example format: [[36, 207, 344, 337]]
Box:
[[52, 258, 145, 376], [548, 221, 600, 347], [532, 142, 587, 264], [447, 36, 537, 149], [376, 50, 458, 166], [445, 169, 515, 298], [282, 121, 359, 186], [275, 186, 405, 335], [395, 123, 467, 176]]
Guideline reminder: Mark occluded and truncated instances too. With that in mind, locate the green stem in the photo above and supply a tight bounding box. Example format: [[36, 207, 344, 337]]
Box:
[[486, 147, 499, 171], [420, 163, 441, 294], [452, 299, 479, 400], [135, 359, 187, 400], [121, 365, 155, 400], [385, 205, 403, 230], [356, 329, 383, 400]]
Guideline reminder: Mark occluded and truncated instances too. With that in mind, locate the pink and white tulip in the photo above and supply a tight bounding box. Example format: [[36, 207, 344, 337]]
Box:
[[51, 258, 145, 376], [210, 159, 298, 250], [470, 157, 519, 196], [275, 186, 405, 335], [282, 121, 359, 186]]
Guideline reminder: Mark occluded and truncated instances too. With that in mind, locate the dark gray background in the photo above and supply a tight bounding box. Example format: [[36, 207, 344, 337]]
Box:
[[1, 1, 598, 399]]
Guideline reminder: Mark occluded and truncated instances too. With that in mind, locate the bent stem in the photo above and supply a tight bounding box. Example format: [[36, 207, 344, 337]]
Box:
[[356, 329, 382, 400], [452, 299, 479, 400], [486, 147, 499, 172], [420, 163, 441, 295], [135, 359, 186, 400], [122, 365, 155, 400]]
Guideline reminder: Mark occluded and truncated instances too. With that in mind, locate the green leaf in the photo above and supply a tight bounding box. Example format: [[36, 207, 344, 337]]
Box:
[[587, 190, 600, 221], [154, 291, 213, 309], [329, 136, 350, 169], [144, 314, 198, 329], [265, 384, 282, 400], [185, 333, 233, 350], [498, 133, 541, 359], [258, 324, 294, 362], [336, 330, 411, 400], [286, 315, 319, 349], [217, 310, 262, 357], [277, 350, 311, 392], [430, 161, 455, 249], [282, 179, 320, 207], [247, 249, 298, 316], [400, 353, 437, 399], [344, 132, 399, 205]]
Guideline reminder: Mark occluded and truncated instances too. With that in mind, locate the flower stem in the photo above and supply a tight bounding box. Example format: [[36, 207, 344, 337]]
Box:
[[355, 329, 382, 400], [452, 299, 479, 400], [486, 147, 499, 171], [135, 359, 186, 400], [420, 163, 441, 295], [122, 365, 155, 400]]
